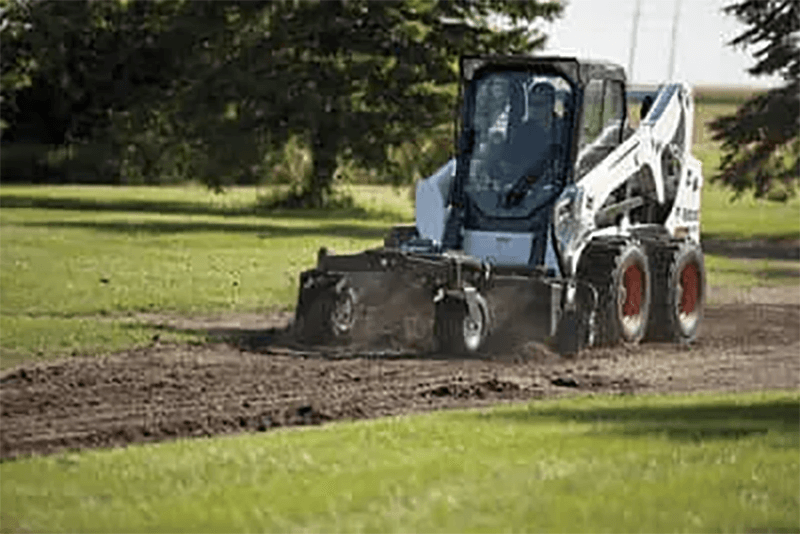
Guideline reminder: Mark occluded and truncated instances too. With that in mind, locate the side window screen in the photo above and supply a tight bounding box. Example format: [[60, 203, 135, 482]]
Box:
[[576, 79, 625, 180], [579, 79, 603, 150], [602, 80, 624, 138]]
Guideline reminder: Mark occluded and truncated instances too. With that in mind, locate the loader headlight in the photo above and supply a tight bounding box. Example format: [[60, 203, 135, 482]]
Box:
[[554, 196, 573, 230], [554, 186, 581, 248], [553, 185, 587, 276]]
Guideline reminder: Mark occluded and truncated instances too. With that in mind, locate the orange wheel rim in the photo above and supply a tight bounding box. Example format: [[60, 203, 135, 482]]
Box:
[[623, 264, 642, 317], [680, 263, 699, 315]]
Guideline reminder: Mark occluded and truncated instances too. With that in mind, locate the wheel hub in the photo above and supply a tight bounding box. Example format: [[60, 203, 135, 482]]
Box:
[[622, 264, 642, 317], [618, 261, 646, 341], [462, 311, 483, 352], [679, 262, 700, 316], [331, 289, 356, 335]]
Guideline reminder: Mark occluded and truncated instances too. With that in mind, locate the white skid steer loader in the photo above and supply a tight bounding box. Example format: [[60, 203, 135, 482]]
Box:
[[294, 55, 705, 355]]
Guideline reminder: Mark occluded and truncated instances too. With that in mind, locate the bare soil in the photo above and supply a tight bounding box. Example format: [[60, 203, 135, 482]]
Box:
[[1, 285, 798, 460]]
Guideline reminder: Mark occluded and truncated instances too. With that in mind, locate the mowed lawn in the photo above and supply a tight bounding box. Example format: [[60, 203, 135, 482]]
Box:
[[1, 180, 798, 366], [0, 185, 414, 367], [2, 391, 797, 533]]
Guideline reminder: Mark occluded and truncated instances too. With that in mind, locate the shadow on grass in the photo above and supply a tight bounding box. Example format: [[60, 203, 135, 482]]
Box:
[[703, 233, 800, 260], [477, 398, 800, 444], [20, 219, 388, 240], [757, 267, 800, 280], [0, 193, 407, 222]]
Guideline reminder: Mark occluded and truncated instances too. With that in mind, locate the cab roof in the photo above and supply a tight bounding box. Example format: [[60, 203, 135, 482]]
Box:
[[460, 55, 626, 86]]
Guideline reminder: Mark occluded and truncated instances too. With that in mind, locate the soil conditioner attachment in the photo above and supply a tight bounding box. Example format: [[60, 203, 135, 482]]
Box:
[[294, 55, 706, 355]]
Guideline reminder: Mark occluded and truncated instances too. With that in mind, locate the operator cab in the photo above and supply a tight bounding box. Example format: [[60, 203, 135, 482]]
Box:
[[445, 56, 627, 269]]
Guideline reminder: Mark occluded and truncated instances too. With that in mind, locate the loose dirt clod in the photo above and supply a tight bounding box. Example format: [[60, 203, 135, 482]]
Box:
[[1, 300, 798, 460]]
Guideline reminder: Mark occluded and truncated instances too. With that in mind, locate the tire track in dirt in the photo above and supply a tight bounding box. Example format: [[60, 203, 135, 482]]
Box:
[[2, 298, 798, 460]]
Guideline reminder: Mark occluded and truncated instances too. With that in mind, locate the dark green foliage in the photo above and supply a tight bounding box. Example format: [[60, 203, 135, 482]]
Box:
[[0, 0, 562, 205], [710, 0, 799, 201]]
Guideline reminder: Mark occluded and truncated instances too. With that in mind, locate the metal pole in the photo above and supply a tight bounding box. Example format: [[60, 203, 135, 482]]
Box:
[[627, 0, 642, 79], [668, 0, 682, 80]]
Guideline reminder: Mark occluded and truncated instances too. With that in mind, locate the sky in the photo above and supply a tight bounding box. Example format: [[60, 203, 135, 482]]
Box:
[[538, 0, 783, 87]]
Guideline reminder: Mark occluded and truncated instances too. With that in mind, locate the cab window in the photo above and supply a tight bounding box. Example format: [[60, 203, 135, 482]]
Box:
[[576, 79, 625, 179], [579, 79, 603, 150], [602, 80, 625, 141]]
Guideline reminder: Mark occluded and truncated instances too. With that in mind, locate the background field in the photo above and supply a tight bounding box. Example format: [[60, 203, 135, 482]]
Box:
[[1, 181, 797, 367]]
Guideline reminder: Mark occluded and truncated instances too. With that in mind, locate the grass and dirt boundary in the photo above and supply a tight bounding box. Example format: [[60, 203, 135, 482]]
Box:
[[0, 91, 797, 533]]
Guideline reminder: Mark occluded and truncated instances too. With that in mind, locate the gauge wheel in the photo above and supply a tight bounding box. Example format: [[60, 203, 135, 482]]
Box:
[[435, 292, 488, 354], [295, 282, 356, 344]]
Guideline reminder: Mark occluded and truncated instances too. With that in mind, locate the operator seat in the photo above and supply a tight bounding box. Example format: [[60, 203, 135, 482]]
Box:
[[504, 82, 551, 184]]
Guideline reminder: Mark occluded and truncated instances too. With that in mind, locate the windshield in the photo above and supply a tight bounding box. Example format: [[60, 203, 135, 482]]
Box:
[[463, 71, 574, 218]]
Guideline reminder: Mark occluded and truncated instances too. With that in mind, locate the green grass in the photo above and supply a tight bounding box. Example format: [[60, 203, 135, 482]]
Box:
[[0, 184, 413, 367], [0, 316, 192, 363], [694, 86, 763, 106], [1, 391, 797, 533], [701, 185, 800, 240], [1, 99, 798, 365], [1, 178, 797, 366], [705, 256, 799, 288], [0, 92, 797, 534], [693, 102, 738, 175]]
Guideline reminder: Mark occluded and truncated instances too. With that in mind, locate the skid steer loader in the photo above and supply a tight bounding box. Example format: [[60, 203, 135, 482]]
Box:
[[293, 55, 705, 355]]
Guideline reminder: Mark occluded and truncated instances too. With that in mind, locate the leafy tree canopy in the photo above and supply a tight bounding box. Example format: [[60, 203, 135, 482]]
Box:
[[0, 0, 562, 205], [710, 0, 799, 201]]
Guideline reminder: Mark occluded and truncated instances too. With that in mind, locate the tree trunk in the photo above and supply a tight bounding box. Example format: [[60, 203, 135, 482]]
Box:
[[304, 122, 338, 208]]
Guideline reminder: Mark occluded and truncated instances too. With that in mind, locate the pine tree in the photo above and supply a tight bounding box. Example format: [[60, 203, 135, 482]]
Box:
[[710, 0, 799, 200]]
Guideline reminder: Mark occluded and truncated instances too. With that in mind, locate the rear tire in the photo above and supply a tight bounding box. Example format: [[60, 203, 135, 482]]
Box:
[[646, 240, 705, 343], [434, 293, 488, 354]]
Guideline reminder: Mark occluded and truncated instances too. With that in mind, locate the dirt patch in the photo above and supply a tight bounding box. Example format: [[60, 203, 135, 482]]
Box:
[[2, 294, 798, 460]]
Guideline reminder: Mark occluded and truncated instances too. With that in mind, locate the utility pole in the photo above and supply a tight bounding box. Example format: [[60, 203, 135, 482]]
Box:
[[668, 0, 683, 80], [627, 0, 642, 80]]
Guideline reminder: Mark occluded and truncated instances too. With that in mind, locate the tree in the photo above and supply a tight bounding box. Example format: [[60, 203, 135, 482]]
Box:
[[1, 0, 272, 183], [185, 0, 563, 206], [0, 0, 562, 199], [710, 0, 799, 200]]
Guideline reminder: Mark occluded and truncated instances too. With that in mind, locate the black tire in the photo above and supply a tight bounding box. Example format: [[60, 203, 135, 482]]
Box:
[[384, 225, 418, 248], [646, 240, 705, 343], [295, 283, 357, 344], [578, 240, 652, 346], [434, 293, 488, 355], [555, 309, 581, 356]]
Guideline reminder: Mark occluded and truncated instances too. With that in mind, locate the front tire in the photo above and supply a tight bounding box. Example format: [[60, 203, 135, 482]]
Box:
[[614, 242, 651, 343], [578, 240, 652, 346]]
